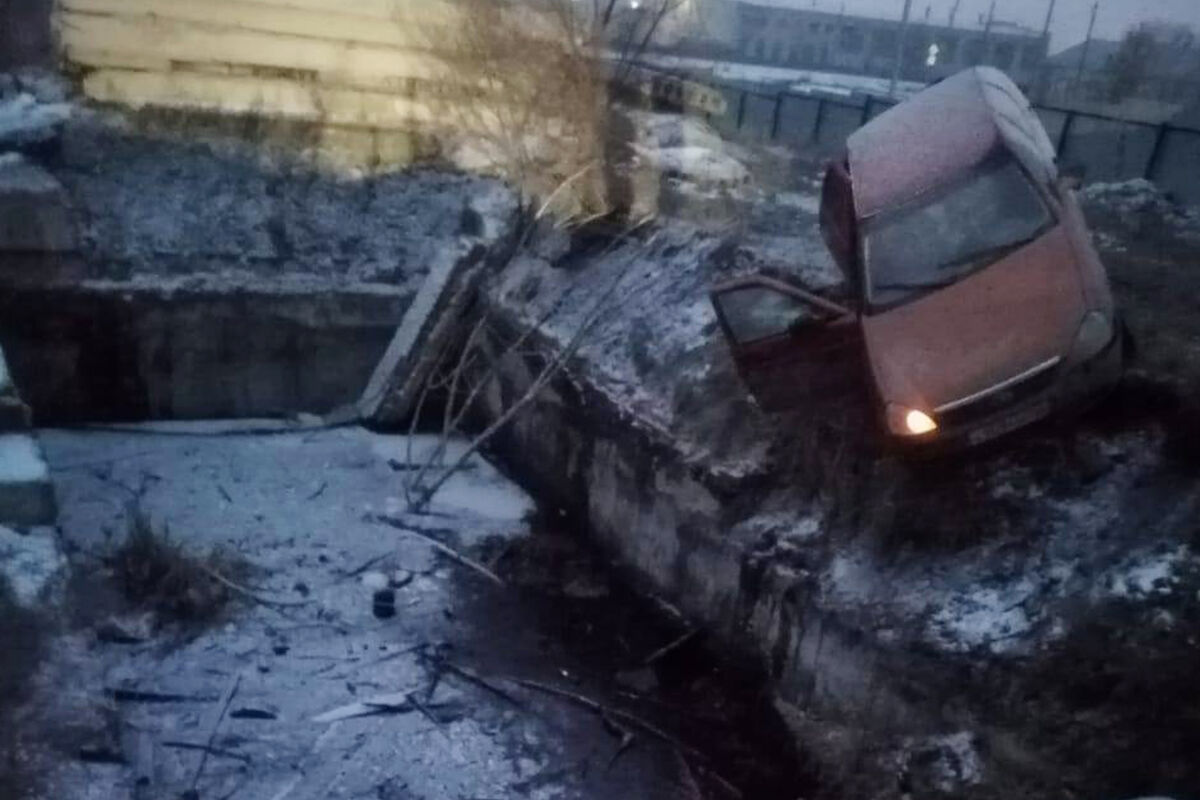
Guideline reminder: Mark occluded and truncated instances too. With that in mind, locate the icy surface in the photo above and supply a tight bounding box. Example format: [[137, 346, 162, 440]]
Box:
[[34, 426, 682, 799], [369, 435, 535, 524]]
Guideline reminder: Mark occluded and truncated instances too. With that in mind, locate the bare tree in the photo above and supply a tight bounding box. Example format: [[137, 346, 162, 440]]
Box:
[[400, 218, 652, 514], [420, 0, 686, 219], [1108, 24, 1160, 103]]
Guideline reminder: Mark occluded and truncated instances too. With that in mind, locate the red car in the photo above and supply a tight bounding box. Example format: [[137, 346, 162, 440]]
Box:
[[711, 67, 1124, 450]]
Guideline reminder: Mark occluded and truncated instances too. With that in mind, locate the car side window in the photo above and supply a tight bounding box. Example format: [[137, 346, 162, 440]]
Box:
[[714, 286, 822, 345]]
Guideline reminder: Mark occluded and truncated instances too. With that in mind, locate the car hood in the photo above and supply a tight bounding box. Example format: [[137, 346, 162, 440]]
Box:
[[862, 225, 1086, 411]]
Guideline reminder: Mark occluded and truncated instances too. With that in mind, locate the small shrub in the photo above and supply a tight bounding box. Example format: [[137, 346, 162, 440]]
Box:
[[108, 507, 248, 626]]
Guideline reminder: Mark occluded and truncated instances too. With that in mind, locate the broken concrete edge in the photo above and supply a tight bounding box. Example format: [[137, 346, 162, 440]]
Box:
[[356, 241, 486, 423], [466, 300, 990, 789], [357, 202, 526, 427]]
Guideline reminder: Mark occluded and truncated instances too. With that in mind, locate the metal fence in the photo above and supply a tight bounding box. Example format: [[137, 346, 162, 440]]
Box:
[[641, 63, 1200, 207]]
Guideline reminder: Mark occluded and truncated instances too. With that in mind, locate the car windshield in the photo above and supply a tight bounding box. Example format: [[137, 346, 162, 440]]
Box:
[[862, 154, 1054, 311]]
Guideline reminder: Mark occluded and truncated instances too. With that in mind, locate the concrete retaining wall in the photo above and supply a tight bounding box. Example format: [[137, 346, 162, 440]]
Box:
[[0, 283, 409, 422]]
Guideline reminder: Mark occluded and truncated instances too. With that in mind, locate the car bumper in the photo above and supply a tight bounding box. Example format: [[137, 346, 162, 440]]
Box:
[[886, 327, 1125, 455]]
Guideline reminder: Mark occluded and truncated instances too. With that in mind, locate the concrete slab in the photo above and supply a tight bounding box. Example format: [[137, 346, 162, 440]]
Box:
[[0, 433, 56, 525], [357, 242, 489, 425]]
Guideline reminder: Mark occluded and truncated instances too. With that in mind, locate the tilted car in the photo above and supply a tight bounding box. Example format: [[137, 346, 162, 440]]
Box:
[[711, 67, 1124, 451]]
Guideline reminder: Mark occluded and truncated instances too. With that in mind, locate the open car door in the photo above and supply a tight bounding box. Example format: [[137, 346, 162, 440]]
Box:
[[710, 275, 865, 414]]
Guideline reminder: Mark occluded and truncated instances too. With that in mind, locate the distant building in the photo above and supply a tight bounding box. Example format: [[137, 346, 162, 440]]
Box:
[[725, 1, 1048, 89]]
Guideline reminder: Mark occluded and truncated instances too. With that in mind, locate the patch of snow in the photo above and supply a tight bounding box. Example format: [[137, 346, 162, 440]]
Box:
[[1106, 546, 1191, 598], [901, 732, 983, 793], [1081, 178, 1162, 206], [632, 143, 749, 186], [629, 111, 749, 188], [929, 581, 1036, 655], [1081, 178, 1200, 236], [0, 434, 49, 483], [774, 191, 821, 215], [733, 510, 823, 546], [0, 92, 71, 148], [368, 434, 535, 523], [0, 526, 64, 607]]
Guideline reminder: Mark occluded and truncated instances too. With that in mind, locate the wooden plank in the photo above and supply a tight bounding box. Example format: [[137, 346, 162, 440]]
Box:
[[59, 11, 457, 89], [59, 46, 169, 72], [81, 67, 447, 129], [60, 0, 463, 49], [199, 0, 452, 23]]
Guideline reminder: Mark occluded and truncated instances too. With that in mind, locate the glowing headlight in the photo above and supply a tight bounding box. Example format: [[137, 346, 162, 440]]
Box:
[[886, 404, 938, 436], [1071, 310, 1115, 363]]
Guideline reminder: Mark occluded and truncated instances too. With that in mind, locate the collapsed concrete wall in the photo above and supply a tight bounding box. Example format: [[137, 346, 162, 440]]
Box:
[[470, 219, 1200, 798]]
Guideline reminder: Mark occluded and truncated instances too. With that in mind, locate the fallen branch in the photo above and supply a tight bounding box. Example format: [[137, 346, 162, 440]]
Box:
[[436, 660, 524, 706], [313, 692, 416, 724], [641, 630, 698, 667], [373, 516, 505, 588], [200, 564, 313, 609], [407, 691, 451, 740], [305, 481, 328, 501], [340, 552, 391, 580], [188, 672, 241, 796], [162, 741, 251, 764], [512, 678, 741, 797], [109, 688, 218, 704]]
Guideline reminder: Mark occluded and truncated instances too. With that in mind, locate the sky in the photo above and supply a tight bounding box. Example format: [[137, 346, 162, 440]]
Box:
[[788, 0, 1200, 53]]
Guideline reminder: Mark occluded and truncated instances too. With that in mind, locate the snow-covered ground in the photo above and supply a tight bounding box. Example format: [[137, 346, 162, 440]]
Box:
[[18, 424, 727, 799], [629, 110, 750, 188]]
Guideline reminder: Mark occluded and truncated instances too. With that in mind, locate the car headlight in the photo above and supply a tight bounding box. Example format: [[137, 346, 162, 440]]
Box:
[[886, 404, 938, 436], [1071, 310, 1115, 363]]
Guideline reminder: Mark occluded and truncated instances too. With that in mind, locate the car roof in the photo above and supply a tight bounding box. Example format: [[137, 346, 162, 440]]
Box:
[[847, 67, 1057, 219]]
